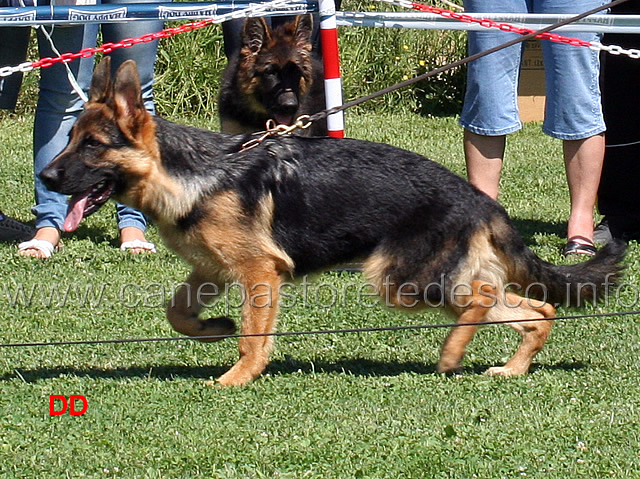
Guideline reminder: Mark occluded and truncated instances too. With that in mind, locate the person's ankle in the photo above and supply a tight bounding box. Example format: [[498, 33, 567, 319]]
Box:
[[119, 226, 146, 244], [33, 226, 61, 245]]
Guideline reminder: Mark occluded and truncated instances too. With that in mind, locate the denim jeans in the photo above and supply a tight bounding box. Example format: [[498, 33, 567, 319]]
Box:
[[460, 0, 607, 140], [2, 0, 166, 231], [0, 27, 31, 109]]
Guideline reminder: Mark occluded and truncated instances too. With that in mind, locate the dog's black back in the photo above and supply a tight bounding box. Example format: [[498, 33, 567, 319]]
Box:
[[218, 15, 327, 136], [152, 117, 625, 306]]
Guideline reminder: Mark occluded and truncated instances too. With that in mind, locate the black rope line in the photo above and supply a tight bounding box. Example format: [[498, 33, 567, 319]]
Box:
[[307, 0, 630, 124], [2, 309, 639, 349]]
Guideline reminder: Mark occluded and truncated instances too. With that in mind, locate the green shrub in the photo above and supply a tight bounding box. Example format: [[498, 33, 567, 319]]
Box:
[[155, 24, 227, 117]]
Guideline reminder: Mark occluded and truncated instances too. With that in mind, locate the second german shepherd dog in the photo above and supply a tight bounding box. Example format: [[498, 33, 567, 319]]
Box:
[[41, 58, 626, 386], [218, 14, 328, 136]]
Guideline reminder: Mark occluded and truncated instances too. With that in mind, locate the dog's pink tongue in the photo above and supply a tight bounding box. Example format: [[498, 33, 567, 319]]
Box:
[[275, 114, 293, 126], [63, 193, 89, 232]]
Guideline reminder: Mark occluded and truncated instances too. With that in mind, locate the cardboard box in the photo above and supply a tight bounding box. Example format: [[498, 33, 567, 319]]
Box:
[[518, 40, 546, 122]]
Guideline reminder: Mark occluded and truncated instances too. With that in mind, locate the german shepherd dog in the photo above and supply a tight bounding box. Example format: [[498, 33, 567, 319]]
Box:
[[41, 58, 626, 386], [218, 15, 328, 136]]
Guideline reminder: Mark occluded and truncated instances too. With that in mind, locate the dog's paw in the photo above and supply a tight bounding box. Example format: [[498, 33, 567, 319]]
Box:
[[216, 368, 256, 387], [436, 360, 463, 375], [485, 366, 526, 377], [196, 316, 237, 342], [215, 357, 267, 386]]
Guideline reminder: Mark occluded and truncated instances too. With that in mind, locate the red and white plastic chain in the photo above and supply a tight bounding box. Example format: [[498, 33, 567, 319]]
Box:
[[0, 0, 297, 78], [381, 0, 640, 59]]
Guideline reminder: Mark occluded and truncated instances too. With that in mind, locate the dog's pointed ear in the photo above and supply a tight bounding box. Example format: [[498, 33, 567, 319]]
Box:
[[294, 15, 313, 53], [242, 17, 271, 55], [89, 56, 112, 103], [112, 60, 147, 139]]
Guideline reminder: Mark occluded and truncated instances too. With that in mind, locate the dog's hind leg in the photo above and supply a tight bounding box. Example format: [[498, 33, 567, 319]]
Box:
[[437, 281, 497, 374], [167, 269, 237, 341], [216, 264, 283, 387], [484, 292, 555, 376]]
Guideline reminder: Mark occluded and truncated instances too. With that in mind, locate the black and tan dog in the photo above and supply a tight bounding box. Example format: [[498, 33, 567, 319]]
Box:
[[41, 58, 626, 386], [218, 14, 327, 136]]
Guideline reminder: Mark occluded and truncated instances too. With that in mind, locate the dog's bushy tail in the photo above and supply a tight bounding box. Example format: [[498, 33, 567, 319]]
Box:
[[501, 226, 627, 307]]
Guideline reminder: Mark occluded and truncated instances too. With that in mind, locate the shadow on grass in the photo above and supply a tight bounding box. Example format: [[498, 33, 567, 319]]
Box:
[[1, 358, 588, 383], [511, 218, 566, 244], [71, 223, 122, 248]]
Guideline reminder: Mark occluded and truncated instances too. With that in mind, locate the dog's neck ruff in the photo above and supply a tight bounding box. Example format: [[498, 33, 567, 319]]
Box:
[[141, 118, 235, 223]]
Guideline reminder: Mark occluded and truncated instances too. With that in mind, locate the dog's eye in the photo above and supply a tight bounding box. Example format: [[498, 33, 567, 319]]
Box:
[[84, 137, 103, 148], [261, 65, 278, 77]]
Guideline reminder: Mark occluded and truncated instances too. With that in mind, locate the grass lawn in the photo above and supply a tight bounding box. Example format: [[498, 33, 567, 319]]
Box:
[[1, 109, 640, 478]]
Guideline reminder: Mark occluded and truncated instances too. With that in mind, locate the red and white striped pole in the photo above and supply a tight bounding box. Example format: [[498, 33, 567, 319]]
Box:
[[318, 0, 345, 138]]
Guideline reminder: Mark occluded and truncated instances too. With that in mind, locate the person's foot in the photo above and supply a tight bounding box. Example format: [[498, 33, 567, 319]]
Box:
[[562, 235, 597, 258], [0, 211, 35, 243], [18, 226, 61, 259], [120, 226, 156, 254]]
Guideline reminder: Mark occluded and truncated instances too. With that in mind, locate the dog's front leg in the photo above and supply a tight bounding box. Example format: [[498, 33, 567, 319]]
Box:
[[167, 269, 237, 341], [216, 266, 282, 386]]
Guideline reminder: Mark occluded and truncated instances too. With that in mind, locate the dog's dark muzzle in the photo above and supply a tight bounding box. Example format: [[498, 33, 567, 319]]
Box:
[[275, 90, 299, 112], [40, 153, 112, 196], [39, 162, 65, 193], [272, 90, 299, 125]]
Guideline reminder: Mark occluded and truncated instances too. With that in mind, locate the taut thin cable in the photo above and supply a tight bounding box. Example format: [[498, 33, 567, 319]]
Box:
[[1, 309, 639, 349]]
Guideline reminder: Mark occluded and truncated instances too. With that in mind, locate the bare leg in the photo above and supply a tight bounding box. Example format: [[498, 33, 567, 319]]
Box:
[[463, 130, 506, 201], [564, 134, 605, 243]]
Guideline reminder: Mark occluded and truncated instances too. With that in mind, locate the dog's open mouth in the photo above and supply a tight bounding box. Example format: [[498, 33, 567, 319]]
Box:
[[274, 113, 294, 126], [63, 181, 115, 232]]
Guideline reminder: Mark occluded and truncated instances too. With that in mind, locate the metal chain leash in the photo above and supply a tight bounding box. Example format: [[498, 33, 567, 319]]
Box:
[[241, 117, 312, 152]]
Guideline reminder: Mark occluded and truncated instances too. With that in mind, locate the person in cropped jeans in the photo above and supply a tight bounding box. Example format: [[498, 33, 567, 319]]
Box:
[[0, 0, 167, 258], [460, 0, 607, 257]]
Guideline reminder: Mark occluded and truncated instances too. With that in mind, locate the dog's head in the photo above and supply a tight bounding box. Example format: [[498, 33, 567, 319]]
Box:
[[238, 14, 315, 125], [40, 57, 156, 232]]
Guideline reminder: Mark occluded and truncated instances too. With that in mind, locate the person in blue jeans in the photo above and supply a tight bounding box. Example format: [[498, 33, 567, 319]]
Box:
[[0, 19, 35, 243], [0, 0, 166, 258], [460, 0, 607, 257]]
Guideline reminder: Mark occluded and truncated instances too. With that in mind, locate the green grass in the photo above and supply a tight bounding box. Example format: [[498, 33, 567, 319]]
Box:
[[2, 109, 640, 478]]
